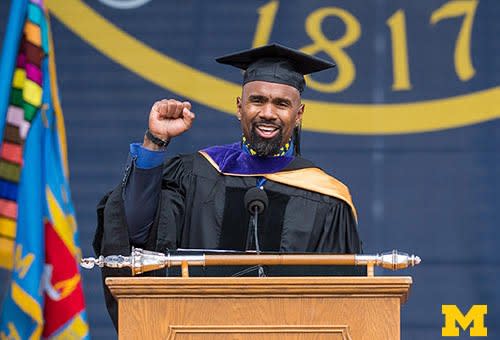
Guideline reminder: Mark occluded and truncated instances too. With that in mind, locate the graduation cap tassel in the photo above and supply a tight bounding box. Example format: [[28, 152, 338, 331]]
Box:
[[293, 123, 301, 156]]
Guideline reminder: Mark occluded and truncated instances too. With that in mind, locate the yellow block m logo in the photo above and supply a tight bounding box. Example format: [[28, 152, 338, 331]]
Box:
[[442, 305, 487, 336]]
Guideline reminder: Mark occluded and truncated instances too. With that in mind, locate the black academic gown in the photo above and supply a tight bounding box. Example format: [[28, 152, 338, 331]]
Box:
[[93, 152, 362, 329]]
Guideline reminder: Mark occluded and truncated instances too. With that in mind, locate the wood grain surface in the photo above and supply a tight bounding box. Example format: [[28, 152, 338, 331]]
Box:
[[108, 276, 412, 340]]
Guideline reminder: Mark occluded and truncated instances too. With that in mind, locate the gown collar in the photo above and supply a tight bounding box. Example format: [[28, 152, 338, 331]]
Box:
[[200, 141, 295, 175]]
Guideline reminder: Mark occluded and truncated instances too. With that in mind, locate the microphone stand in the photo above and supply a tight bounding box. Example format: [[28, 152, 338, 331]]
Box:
[[252, 205, 266, 277], [244, 186, 268, 277]]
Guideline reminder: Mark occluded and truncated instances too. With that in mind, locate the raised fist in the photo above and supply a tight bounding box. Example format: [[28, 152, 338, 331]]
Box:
[[144, 99, 195, 150]]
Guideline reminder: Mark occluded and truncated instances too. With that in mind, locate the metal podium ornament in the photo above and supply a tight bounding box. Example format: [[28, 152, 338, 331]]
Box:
[[80, 248, 192, 275], [355, 250, 421, 270]]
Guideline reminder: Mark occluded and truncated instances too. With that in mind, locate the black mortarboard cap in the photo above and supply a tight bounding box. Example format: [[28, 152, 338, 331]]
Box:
[[216, 43, 335, 93]]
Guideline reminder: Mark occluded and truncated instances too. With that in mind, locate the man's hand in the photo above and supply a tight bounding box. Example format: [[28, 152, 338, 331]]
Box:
[[144, 99, 195, 150]]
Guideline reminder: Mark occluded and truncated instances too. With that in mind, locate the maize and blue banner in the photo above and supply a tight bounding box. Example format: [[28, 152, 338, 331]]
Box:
[[0, 0, 88, 338], [1, 0, 498, 338]]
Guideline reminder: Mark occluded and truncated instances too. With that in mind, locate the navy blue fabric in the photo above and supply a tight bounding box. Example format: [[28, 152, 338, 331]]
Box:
[[129, 142, 167, 169], [123, 161, 163, 245], [125, 143, 167, 244]]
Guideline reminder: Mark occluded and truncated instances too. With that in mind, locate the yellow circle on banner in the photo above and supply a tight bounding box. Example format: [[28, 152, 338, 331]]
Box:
[[47, 0, 500, 135]]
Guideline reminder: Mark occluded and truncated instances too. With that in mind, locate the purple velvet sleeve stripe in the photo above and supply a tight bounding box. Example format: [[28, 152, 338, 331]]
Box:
[[129, 142, 167, 169]]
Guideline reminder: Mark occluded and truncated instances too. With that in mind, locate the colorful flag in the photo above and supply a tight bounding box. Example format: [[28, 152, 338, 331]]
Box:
[[0, 0, 89, 338]]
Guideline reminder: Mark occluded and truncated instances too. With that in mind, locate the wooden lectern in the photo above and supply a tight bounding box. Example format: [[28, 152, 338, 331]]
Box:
[[107, 276, 412, 340]]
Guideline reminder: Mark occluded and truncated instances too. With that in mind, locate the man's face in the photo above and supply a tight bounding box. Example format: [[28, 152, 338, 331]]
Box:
[[237, 81, 304, 156]]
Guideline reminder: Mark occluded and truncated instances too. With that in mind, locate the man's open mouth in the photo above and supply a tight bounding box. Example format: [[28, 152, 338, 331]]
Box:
[[254, 124, 280, 139]]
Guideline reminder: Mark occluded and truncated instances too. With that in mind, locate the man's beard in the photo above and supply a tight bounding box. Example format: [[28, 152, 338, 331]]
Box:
[[248, 123, 283, 157]]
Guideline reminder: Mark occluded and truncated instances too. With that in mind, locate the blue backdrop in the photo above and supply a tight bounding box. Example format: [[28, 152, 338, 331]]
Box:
[[1, 1, 498, 338]]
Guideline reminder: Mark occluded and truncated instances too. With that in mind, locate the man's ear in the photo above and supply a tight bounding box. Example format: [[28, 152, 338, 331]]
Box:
[[296, 103, 305, 125], [236, 96, 242, 120]]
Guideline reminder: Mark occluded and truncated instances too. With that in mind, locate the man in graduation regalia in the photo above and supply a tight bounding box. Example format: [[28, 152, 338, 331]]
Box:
[[93, 44, 363, 328]]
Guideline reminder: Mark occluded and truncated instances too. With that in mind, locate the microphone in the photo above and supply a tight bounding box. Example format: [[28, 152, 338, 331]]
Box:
[[244, 187, 268, 214], [244, 187, 268, 277]]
